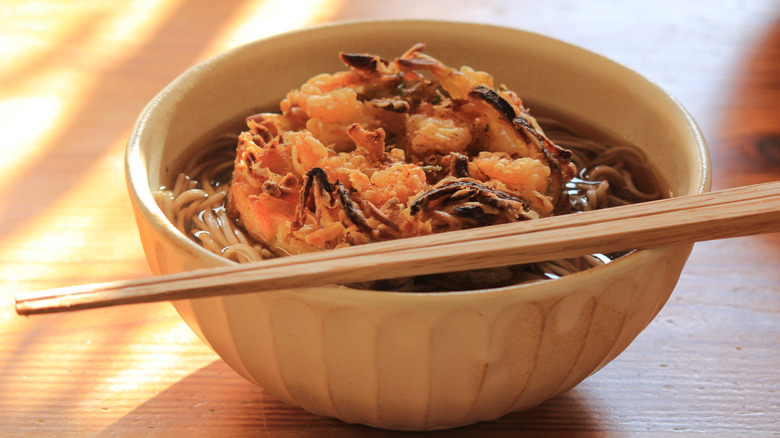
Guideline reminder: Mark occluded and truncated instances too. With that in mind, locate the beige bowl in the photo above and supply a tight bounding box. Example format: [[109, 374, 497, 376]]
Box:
[[125, 20, 710, 430]]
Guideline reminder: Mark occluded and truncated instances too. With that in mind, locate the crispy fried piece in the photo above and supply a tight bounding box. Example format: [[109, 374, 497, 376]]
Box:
[[410, 178, 539, 227], [230, 44, 576, 254], [469, 85, 576, 207]]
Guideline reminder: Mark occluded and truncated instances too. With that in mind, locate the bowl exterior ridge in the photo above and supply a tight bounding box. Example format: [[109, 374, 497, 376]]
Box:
[[157, 243, 690, 430]]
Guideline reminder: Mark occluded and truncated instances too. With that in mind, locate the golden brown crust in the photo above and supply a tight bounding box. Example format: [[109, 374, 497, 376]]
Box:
[[230, 45, 576, 255]]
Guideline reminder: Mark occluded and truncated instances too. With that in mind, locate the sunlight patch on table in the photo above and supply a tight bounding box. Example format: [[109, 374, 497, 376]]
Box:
[[0, 135, 148, 298], [0, 0, 185, 201]]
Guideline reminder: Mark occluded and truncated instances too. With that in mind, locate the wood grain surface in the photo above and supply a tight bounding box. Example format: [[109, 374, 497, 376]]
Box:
[[1, 0, 778, 436]]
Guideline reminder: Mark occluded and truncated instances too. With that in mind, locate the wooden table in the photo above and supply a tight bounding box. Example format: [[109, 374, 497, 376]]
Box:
[[2, 1, 778, 435]]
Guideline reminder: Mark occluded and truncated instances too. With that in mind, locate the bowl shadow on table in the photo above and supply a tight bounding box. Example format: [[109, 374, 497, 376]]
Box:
[[103, 360, 603, 436]]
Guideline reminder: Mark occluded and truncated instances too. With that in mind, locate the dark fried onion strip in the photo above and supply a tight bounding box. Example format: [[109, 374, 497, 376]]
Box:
[[292, 167, 372, 233], [410, 178, 536, 226]]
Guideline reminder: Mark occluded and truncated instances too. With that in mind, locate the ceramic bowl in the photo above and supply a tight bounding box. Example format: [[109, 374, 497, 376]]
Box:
[[125, 20, 710, 430]]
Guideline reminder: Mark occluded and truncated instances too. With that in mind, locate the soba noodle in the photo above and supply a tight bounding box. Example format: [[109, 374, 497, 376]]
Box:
[[153, 118, 665, 291]]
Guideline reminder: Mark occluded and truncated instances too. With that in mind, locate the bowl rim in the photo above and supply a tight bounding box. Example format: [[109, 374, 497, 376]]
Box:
[[125, 18, 712, 301]]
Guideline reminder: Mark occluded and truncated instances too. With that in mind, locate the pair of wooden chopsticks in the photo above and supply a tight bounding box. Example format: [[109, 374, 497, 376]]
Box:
[[15, 181, 780, 315]]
